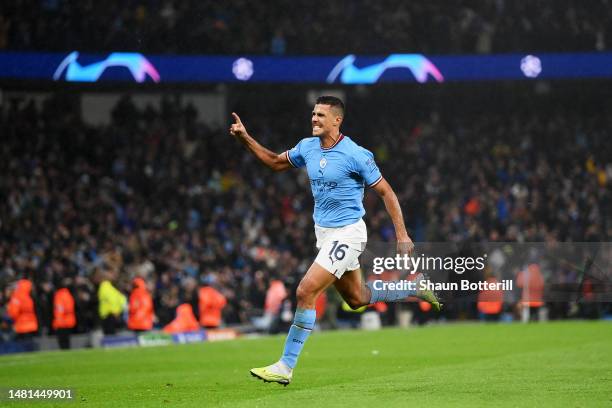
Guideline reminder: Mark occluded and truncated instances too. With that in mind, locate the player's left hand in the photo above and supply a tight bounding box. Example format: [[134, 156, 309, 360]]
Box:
[[397, 237, 414, 257]]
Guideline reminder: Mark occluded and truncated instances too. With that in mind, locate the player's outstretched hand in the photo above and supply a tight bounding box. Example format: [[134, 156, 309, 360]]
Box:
[[397, 237, 415, 257], [229, 112, 247, 139]]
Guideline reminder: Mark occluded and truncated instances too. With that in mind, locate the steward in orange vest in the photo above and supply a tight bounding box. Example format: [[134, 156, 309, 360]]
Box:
[[517, 264, 544, 308], [53, 279, 76, 349], [477, 277, 504, 321], [127, 277, 154, 332], [517, 263, 545, 321], [163, 303, 200, 334], [198, 286, 227, 328], [7, 279, 38, 339]]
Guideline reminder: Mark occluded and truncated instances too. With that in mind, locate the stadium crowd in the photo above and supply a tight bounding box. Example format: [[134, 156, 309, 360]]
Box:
[[1, 0, 611, 55], [0, 90, 610, 339]]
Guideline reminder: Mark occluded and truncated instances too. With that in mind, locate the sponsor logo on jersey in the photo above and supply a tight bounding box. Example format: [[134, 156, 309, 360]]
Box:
[[310, 179, 337, 192]]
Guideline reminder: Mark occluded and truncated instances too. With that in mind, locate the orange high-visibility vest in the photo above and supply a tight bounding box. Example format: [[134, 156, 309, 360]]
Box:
[[477, 277, 504, 315], [419, 301, 432, 312], [7, 279, 38, 334], [163, 304, 200, 333], [52, 288, 76, 329], [373, 302, 388, 313], [517, 264, 544, 307], [198, 286, 227, 328], [315, 291, 328, 319], [264, 280, 287, 314], [127, 278, 154, 330]]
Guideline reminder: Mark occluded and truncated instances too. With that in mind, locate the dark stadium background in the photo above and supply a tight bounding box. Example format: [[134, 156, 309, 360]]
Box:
[[1, 0, 611, 350]]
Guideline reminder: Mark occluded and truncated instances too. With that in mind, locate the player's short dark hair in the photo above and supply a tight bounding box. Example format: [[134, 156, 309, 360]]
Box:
[[316, 95, 345, 116]]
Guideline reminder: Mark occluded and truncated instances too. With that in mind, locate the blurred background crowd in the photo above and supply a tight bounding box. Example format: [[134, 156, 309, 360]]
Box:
[[1, 82, 610, 339], [1, 1, 611, 344], [1, 0, 612, 54]]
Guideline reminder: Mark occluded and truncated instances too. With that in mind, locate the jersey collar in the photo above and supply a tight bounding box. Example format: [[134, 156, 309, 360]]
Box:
[[321, 133, 344, 150]]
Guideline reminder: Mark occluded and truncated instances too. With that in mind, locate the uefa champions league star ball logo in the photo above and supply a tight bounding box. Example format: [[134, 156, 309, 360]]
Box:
[[232, 58, 254, 81], [520, 55, 542, 78], [320, 158, 327, 168]]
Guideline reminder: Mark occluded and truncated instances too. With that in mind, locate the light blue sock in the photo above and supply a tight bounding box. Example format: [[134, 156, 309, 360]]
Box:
[[280, 308, 316, 369], [366, 281, 417, 303]]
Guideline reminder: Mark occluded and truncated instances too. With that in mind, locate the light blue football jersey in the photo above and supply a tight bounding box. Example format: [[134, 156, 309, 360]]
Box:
[[286, 134, 383, 228]]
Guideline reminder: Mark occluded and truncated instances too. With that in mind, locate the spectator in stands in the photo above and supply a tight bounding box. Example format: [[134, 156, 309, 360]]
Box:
[[1, 1, 610, 55], [0, 90, 609, 334]]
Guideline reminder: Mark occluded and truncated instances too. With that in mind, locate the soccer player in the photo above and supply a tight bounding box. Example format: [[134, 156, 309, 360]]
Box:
[[229, 96, 440, 385]]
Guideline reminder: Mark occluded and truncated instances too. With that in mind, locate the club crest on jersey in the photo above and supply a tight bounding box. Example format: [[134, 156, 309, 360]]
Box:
[[319, 158, 327, 169]]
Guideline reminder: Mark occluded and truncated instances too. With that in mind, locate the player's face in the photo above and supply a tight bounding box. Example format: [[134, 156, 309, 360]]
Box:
[[312, 104, 341, 137]]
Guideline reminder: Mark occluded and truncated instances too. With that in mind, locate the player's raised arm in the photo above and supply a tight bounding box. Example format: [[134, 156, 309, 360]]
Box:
[[229, 112, 291, 172], [371, 177, 414, 256]]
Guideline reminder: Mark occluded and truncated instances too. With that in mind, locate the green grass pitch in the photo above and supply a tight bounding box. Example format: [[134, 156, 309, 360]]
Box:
[[1, 321, 611, 407]]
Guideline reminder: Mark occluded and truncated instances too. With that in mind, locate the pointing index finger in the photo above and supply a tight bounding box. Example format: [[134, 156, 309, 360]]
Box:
[[231, 112, 242, 124]]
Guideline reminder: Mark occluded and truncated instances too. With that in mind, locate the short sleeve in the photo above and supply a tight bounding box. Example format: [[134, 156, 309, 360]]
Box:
[[286, 139, 306, 168], [354, 147, 383, 187]]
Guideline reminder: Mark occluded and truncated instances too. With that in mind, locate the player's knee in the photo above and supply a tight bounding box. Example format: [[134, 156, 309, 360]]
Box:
[[296, 282, 315, 305]]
